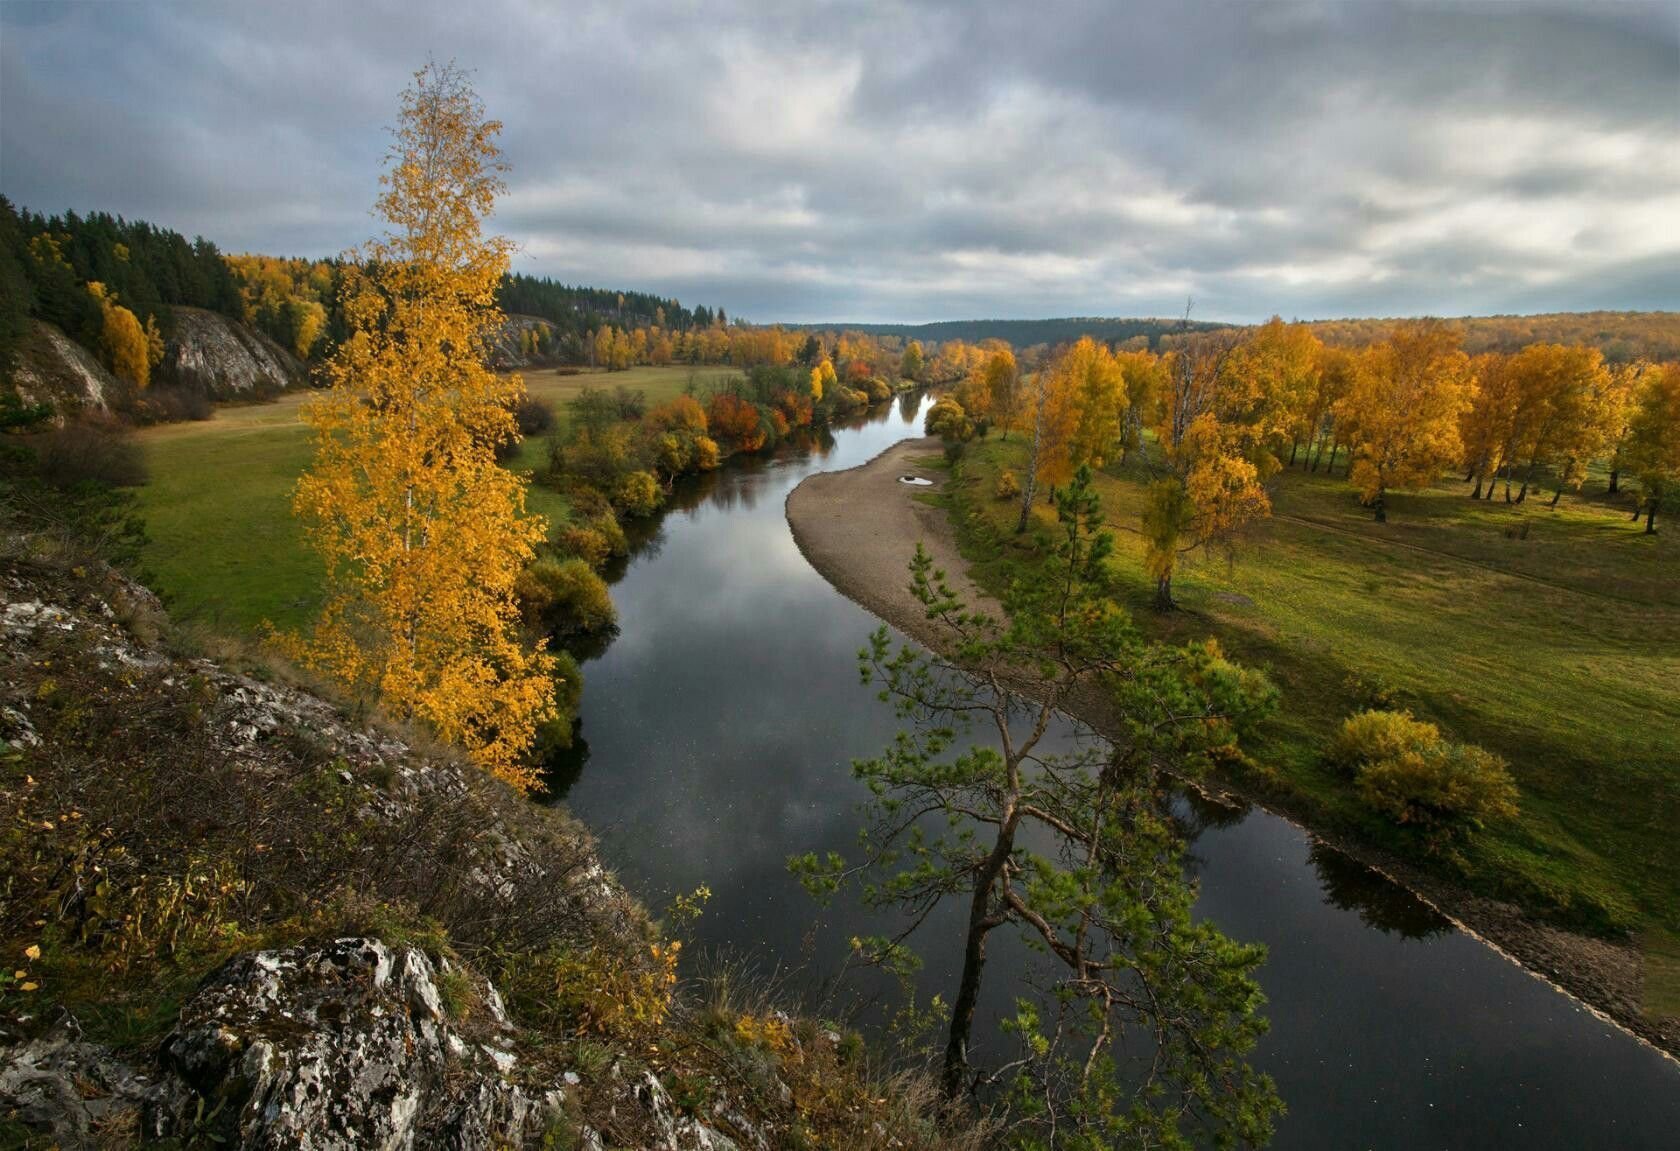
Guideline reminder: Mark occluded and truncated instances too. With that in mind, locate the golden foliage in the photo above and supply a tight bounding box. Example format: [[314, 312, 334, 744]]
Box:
[[87, 281, 155, 389], [1338, 321, 1473, 514], [282, 61, 555, 791]]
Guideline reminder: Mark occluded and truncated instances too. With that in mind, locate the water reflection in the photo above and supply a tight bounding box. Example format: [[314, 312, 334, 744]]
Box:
[[1308, 841, 1452, 940], [549, 392, 1680, 1149]]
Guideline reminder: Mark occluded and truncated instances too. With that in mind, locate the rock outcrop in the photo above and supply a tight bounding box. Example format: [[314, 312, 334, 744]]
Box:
[[489, 314, 559, 370], [7, 319, 119, 413], [0, 557, 758, 1150], [145, 938, 564, 1149], [161, 306, 307, 397]]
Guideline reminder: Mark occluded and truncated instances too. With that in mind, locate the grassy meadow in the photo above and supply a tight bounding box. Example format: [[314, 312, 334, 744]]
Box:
[[133, 365, 735, 633], [950, 435, 1679, 1014]]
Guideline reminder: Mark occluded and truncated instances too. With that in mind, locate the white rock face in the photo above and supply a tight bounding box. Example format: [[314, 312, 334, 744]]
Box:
[[163, 307, 306, 396], [143, 938, 555, 1149], [9, 320, 116, 412]]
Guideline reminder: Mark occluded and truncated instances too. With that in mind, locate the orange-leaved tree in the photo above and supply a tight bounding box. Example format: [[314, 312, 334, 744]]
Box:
[[1627, 362, 1680, 533], [1337, 320, 1472, 521], [284, 61, 556, 791]]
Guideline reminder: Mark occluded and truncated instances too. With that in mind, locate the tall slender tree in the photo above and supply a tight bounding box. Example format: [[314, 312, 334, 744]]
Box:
[[285, 61, 556, 791]]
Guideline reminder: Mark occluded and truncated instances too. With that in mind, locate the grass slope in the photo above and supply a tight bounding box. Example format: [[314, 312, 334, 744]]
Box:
[[951, 435, 1679, 1013], [134, 365, 734, 632]]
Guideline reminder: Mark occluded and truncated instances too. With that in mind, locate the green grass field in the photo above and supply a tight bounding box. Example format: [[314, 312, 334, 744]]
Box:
[[134, 365, 735, 632], [950, 435, 1679, 1013]]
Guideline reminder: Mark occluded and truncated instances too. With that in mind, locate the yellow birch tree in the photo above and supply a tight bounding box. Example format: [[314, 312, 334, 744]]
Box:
[[284, 61, 556, 791]]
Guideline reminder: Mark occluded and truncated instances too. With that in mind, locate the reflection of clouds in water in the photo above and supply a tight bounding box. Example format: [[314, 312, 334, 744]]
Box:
[[553, 388, 1680, 1145]]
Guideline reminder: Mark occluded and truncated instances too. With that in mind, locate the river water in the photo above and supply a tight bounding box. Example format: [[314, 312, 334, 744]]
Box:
[[555, 393, 1679, 1148]]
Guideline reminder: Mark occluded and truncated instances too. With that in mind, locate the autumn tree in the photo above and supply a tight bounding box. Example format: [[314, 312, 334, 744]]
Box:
[[1503, 343, 1613, 505], [792, 468, 1279, 1144], [1143, 326, 1269, 610], [1627, 363, 1680, 533], [809, 357, 836, 403], [1114, 348, 1165, 465], [900, 339, 924, 381], [1604, 361, 1648, 495], [1051, 336, 1125, 472], [981, 346, 1020, 439], [87, 281, 161, 390], [1337, 321, 1472, 521], [1012, 365, 1078, 533], [1218, 317, 1322, 467], [285, 61, 556, 791], [1460, 352, 1518, 500]]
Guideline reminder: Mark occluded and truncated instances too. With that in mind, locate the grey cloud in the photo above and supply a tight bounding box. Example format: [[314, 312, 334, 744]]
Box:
[[1, 0, 1675, 323]]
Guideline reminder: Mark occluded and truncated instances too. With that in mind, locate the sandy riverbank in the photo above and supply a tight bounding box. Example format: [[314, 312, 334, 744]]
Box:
[[785, 436, 1678, 1063]]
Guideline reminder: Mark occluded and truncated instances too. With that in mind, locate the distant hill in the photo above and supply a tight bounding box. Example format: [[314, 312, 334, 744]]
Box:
[[792, 310, 1680, 362], [1303, 311, 1680, 364], [790, 316, 1233, 349]]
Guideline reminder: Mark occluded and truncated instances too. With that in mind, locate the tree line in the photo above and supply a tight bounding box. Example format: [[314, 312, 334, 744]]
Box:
[[0, 196, 733, 393], [927, 317, 1680, 608]]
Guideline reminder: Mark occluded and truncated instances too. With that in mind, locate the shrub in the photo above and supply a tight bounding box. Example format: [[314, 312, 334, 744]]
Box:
[[694, 435, 721, 471], [513, 395, 555, 436], [708, 392, 766, 451], [1333, 709, 1519, 834], [143, 384, 214, 423], [614, 470, 663, 518], [555, 525, 612, 570], [35, 418, 148, 488], [862, 376, 892, 403], [1356, 743, 1520, 831], [829, 385, 869, 412], [924, 396, 972, 443], [994, 469, 1021, 500], [516, 558, 617, 636], [590, 511, 628, 558], [1330, 708, 1438, 775]]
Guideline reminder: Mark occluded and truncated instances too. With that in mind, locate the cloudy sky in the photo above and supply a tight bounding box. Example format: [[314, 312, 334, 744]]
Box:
[[2, 1, 1676, 323]]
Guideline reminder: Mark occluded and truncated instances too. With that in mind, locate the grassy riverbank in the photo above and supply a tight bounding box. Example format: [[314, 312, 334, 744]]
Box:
[[134, 365, 735, 633], [946, 435, 1680, 1019]]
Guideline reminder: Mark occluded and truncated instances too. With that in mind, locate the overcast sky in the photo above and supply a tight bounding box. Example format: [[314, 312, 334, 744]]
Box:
[[2, 1, 1676, 324]]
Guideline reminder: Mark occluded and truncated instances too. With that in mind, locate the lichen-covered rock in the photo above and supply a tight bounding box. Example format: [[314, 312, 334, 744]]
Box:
[[146, 938, 560, 1149], [0, 1020, 151, 1148]]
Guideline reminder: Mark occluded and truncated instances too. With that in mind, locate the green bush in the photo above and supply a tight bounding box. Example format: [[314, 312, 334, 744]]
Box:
[[861, 376, 892, 403], [554, 525, 611, 571], [1330, 708, 1438, 775], [516, 558, 617, 637], [1356, 743, 1520, 831], [614, 471, 663, 518]]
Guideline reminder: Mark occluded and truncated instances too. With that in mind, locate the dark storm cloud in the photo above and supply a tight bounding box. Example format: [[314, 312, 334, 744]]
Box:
[[2, 0, 1675, 322]]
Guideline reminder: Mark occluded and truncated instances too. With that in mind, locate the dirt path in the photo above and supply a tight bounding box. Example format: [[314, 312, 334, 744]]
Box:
[[786, 437, 995, 652], [786, 437, 1679, 1064]]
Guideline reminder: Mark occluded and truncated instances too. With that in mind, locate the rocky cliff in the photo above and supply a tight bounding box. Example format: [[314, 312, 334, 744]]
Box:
[[7, 321, 119, 415], [0, 554, 970, 1150], [160, 306, 307, 398], [5, 308, 308, 419], [489, 314, 560, 370]]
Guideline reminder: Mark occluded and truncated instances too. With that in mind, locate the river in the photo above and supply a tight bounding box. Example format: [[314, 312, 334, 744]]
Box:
[[554, 392, 1679, 1148]]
